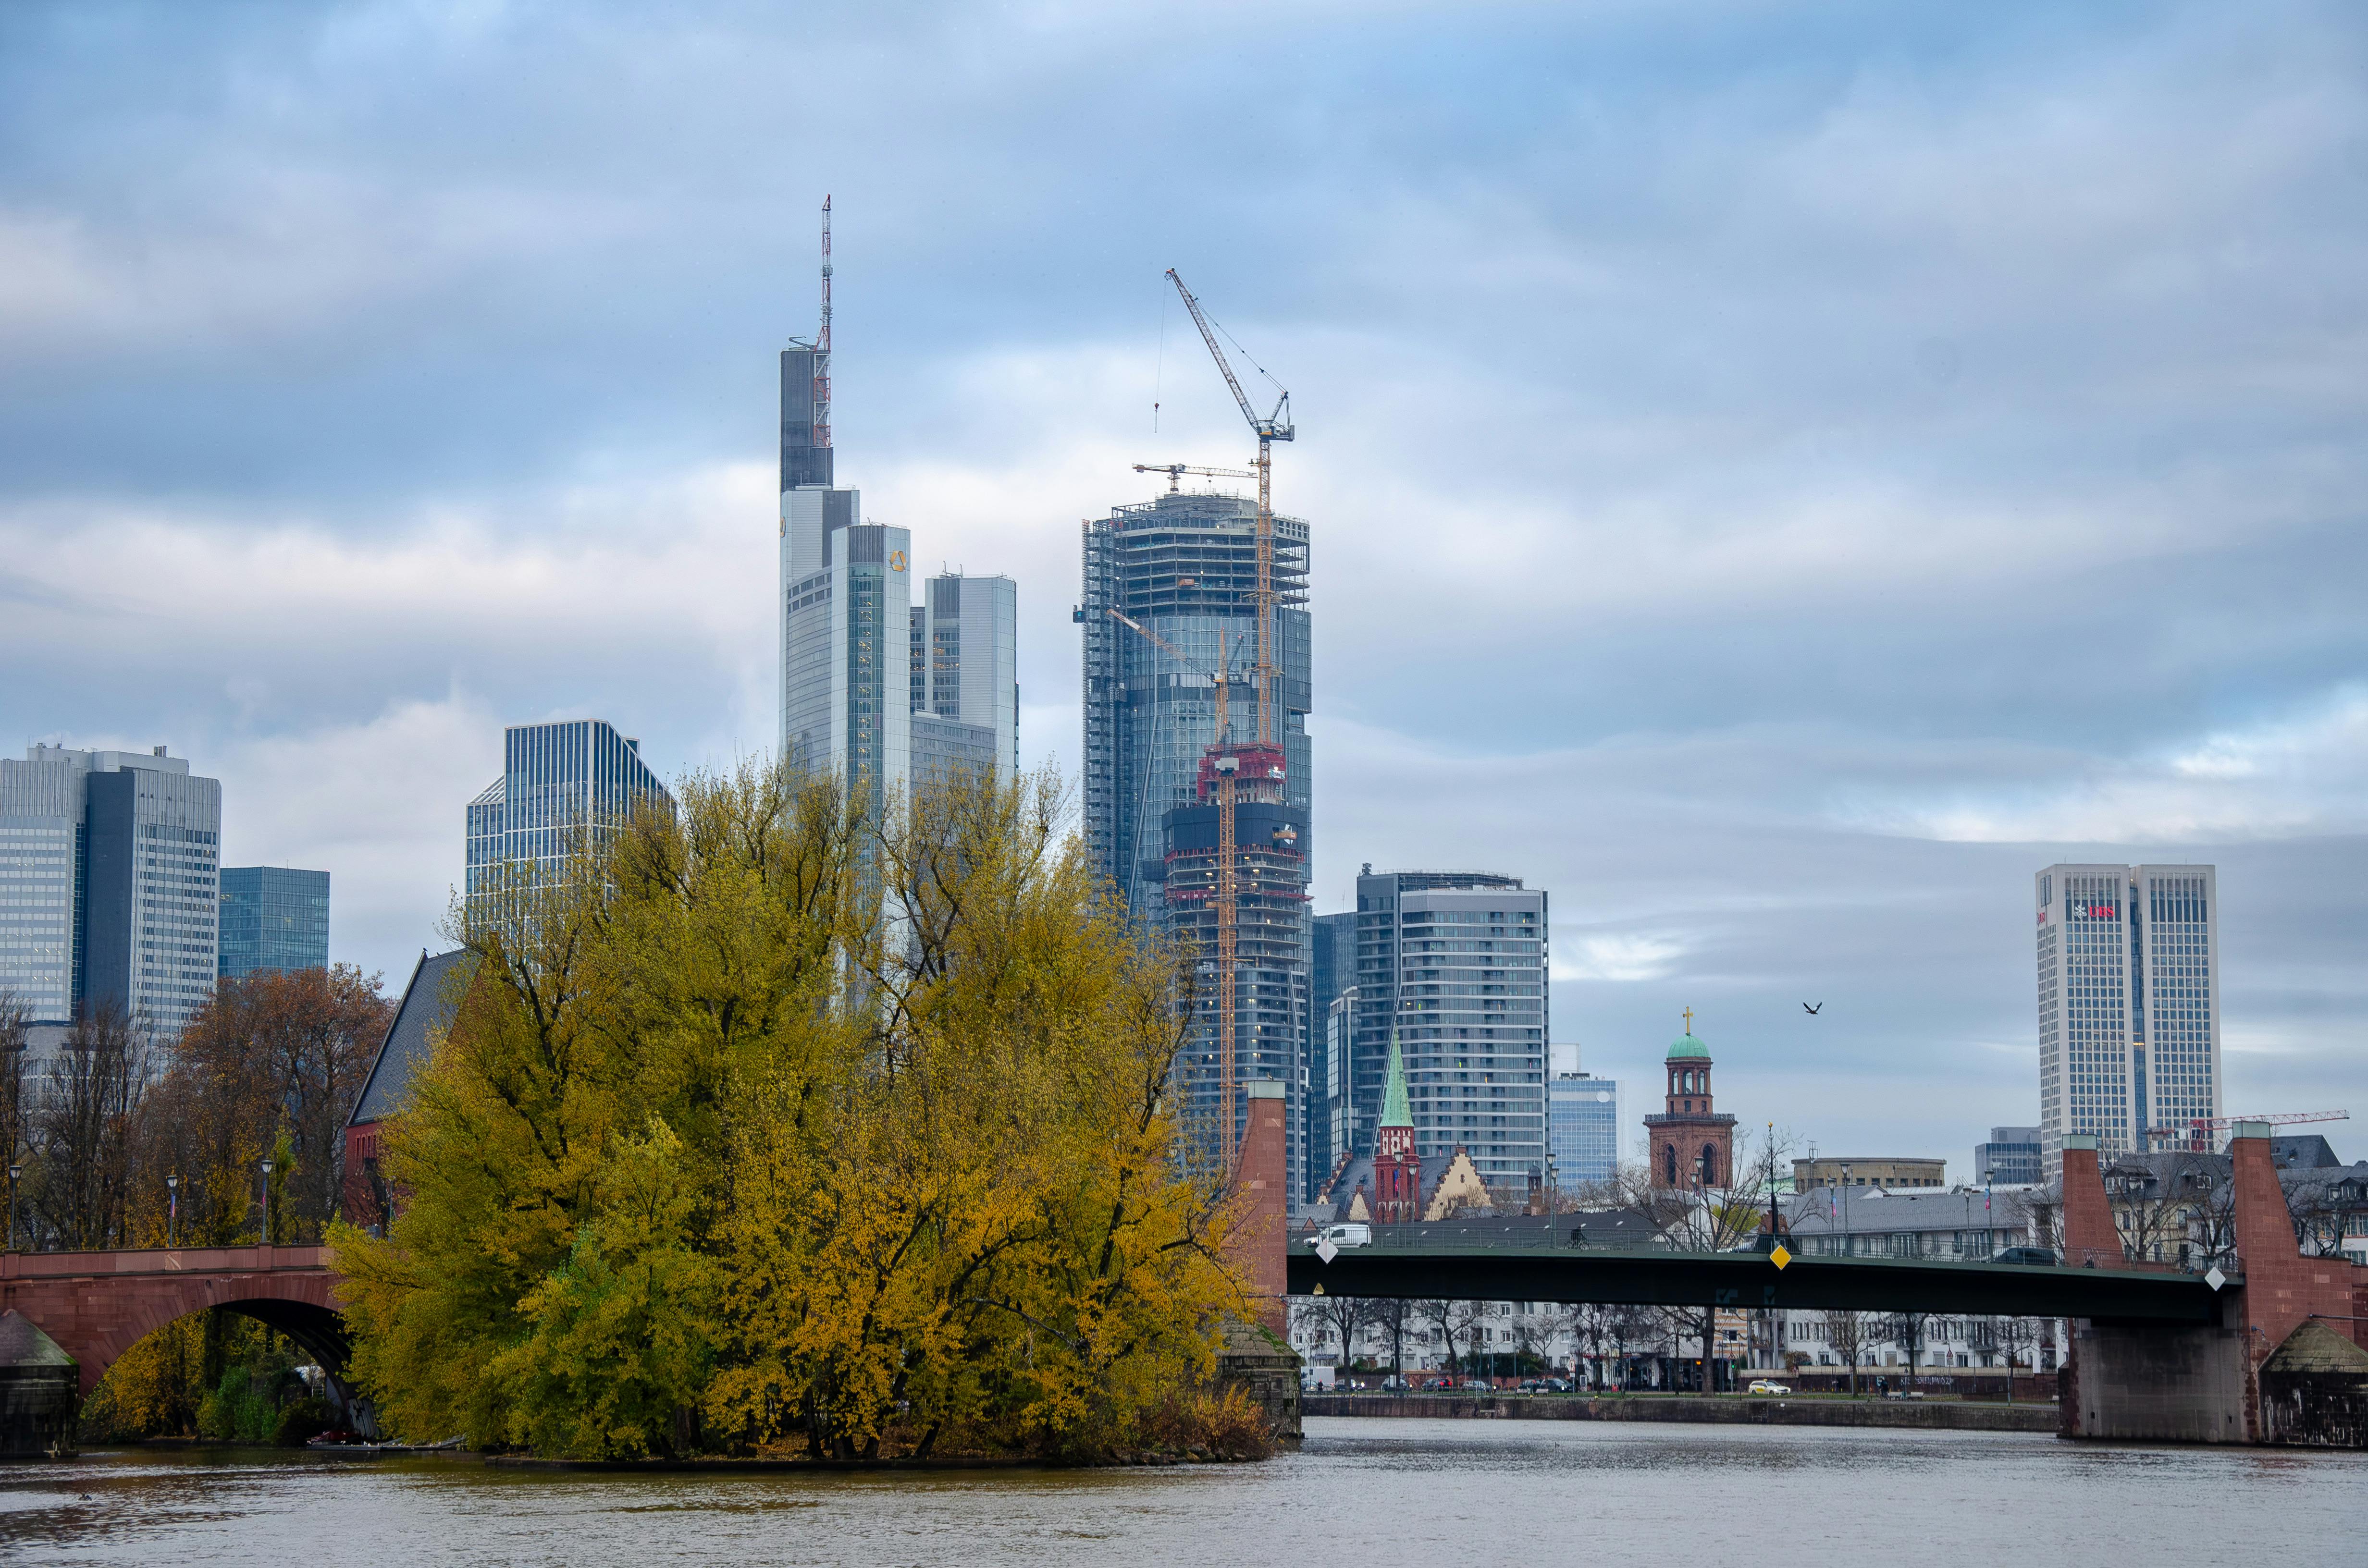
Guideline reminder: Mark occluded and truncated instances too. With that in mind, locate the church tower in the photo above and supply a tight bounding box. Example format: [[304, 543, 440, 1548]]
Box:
[[1643, 1009, 1737, 1189], [1372, 1031, 1422, 1223]]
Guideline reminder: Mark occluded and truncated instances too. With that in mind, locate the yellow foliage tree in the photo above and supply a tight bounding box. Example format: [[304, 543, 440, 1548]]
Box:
[[333, 761, 1247, 1459]]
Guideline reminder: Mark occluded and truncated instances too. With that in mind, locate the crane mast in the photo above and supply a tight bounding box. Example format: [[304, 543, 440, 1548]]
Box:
[[1161, 271, 1294, 1159]]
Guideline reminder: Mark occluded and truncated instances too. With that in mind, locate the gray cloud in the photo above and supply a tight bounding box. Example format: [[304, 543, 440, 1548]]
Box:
[[3, 0, 2364, 1163]]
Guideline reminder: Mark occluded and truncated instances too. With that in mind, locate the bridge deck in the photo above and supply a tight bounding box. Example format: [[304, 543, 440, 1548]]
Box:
[[1289, 1245, 2228, 1325]]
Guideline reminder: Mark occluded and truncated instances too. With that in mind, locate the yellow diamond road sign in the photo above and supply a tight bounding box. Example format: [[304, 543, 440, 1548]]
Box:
[[1769, 1245, 1792, 1270]]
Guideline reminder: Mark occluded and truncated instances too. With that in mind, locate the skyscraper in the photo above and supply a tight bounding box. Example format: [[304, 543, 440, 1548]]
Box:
[[1304, 909, 1357, 1196], [1351, 869, 1548, 1191], [218, 867, 330, 980], [910, 571, 1018, 787], [1549, 1063, 1621, 1190], [2035, 863, 2221, 1169], [465, 721, 672, 915], [1081, 484, 1314, 1186], [0, 744, 220, 1035]]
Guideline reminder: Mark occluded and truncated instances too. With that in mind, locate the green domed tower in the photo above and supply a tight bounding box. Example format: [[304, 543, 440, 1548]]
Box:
[[1643, 1007, 1736, 1189]]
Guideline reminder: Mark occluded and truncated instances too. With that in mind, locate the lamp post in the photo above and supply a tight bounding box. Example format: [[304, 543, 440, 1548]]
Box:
[[5, 1162, 16, 1252], [166, 1173, 180, 1249], [1841, 1162, 1854, 1257], [259, 1158, 274, 1246]]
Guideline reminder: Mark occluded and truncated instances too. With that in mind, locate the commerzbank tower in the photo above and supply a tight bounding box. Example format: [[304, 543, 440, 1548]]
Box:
[[777, 198, 1017, 810]]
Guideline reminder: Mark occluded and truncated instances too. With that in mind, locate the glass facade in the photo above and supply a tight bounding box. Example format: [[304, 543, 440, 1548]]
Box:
[[2036, 863, 2220, 1169], [1353, 871, 1549, 1190], [218, 866, 330, 979], [465, 720, 673, 915], [1081, 487, 1313, 1188], [1550, 1071, 1621, 1189], [909, 572, 1018, 787], [0, 745, 219, 1036]]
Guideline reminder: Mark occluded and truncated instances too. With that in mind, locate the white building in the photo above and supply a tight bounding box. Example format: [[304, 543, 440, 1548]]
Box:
[[2036, 863, 2221, 1170], [0, 744, 220, 1037], [910, 571, 1018, 787]]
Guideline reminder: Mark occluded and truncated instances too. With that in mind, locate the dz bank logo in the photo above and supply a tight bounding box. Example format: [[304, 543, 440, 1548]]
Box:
[[888, 550, 908, 572]]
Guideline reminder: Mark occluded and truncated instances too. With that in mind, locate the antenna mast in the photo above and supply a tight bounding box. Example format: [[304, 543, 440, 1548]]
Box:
[[814, 195, 833, 453]]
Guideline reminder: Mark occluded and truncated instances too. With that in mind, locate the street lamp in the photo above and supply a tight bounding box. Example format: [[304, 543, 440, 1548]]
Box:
[[166, 1173, 180, 1249], [5, 1162, 16, 1252], [1841, 1162, 1854, 1257], [259, 1158, 275, 1246]]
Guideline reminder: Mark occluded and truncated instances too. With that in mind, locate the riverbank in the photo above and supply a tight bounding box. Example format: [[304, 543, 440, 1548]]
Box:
[[1304, 1392, 2059, 1433]]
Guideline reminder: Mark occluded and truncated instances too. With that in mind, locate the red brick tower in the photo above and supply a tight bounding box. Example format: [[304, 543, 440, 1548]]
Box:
[[1644, 1008, 1737, 1189], [1372, 1032, 1422, 1223]]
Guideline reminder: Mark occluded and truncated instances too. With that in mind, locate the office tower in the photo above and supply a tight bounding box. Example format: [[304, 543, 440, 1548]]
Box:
[[2035, 864, 2221, 1168], [909, 571, 1019, 788], [1549, 1062, 1621, 1190], [1351, 869, 1548, 1190], [218, 867, 330, 980], [1080, 483, 1313, 1189], [464, 721, 673, 915], [0, 744, 219, 1035], [1304, 910, 1357, 1197], [1973, 1126, 2044, 1188]]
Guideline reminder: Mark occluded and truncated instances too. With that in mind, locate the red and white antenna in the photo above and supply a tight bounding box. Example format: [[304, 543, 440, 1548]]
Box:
[[813, 195, 833, 451]]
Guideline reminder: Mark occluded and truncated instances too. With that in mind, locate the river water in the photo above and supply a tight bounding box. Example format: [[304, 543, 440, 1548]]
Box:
[[2, 1418, 2360, 1566]]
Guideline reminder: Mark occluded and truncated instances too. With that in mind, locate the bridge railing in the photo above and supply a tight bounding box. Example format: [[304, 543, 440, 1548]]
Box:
[[0, 1243, 331, 1279]]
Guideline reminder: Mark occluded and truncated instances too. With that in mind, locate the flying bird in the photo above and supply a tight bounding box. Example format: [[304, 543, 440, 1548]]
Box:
[[1803, 1003, 1823, 1015]]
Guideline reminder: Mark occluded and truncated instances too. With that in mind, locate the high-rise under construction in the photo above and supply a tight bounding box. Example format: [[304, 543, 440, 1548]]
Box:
[[1080, 484, 1312, 1192]]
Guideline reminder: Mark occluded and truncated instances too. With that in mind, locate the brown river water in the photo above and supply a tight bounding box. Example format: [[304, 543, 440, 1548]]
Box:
[[1, 1417, 2360, 1566]]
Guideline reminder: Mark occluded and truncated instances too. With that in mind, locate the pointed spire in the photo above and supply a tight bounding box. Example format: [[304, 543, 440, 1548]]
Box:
[[1381, 1025, 1412, 1129]]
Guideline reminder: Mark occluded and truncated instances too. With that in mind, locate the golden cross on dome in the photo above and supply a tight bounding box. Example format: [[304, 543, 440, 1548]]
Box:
[[1682, 1006, 1694, 1033]]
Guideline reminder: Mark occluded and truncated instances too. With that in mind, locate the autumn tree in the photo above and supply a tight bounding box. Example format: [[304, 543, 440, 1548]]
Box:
[[333, 760, 1248, 1460]]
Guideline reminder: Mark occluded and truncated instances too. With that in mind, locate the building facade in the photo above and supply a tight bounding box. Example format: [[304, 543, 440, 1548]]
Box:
[[218, 867, 330, 980], [909, 571, 1018, 788], [2036, 863, 2222, 1170], [1549, 1069, 1621, 1190], [1304, 909, 1357, 1198], [464, 721, 672, 915], [1350, 870, 1548, 1190], [0, 744, 220, 1036], [1973, 1126, 2044, 1188], [1792, 1156, 1947, 1191], [1644, 1019, 1735, 1189]]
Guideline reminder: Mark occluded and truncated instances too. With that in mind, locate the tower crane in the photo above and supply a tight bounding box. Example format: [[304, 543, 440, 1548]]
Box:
[[1107, 607, 1248, 1154], [1133, 462, 1256, 494], [1163, 270, 1291, 751]]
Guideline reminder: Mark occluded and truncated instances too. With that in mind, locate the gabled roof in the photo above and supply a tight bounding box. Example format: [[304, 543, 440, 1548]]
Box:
[[348, 947, 474, 1127]]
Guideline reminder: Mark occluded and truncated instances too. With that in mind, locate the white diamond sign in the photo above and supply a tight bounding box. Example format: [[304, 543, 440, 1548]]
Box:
[[2206, 1266, 2226, 1291], [1315, 1240, 1340, 1264]]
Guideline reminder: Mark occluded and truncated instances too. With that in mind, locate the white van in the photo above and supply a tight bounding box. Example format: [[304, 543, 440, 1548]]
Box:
[[1309, 1222, 1372, 1250]]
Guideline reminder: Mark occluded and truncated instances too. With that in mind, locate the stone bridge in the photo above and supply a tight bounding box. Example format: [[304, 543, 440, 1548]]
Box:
[[0, 1244, 345, 1400]]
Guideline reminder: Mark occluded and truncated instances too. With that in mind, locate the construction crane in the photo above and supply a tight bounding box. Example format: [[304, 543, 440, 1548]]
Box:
[[2151, 1109, 2349, 1153], [1107, 607, 1247, 1154], [1163, 270, 1292, 751], [1133, 462, 1256, 494]]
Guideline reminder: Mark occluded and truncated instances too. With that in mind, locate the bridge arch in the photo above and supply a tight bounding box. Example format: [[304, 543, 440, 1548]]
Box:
[[0, 1246, 346, 1400]]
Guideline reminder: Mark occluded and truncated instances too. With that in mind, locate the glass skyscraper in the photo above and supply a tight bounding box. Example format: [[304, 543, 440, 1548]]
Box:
[[1352, 870, 1549, 1191], [910, 571, 1018, 788], [218, 866, 330, 979], [1549, 1069, 1621, 1189], [0, 744, 220, 1035], [2035, 863, 2221, 1169], [1080, 486, 1313, 1188], [465, 721, 672, 915]]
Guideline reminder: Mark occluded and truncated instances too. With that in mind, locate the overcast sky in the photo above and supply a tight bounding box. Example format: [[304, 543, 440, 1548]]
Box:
[[5, 0, 2364, 1170]]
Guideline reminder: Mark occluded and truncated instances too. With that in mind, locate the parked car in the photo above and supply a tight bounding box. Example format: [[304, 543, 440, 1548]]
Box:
[[1991, 1245, 2058, 1267], [1308, 1222, 1373, 1250], [1746, 1380, 1792, 1396]]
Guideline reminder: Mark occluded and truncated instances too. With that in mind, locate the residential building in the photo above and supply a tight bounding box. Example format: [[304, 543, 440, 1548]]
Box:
[[2035, 863, 2221, 1170], [464, 720, 672, 916], [1792, 1156, 1947, 1191], [1350, 870, 1548, 1190], [2021, 1143, 2367, 1269], [1644, 1016, 1735, 1189], [218, 867, 330, 980], [0, 744, 219, 1037], [1549, 1067, 1621, 1189], [1785, 1186, 2030, 1262], [909, 571, 1018, 788], [1973, 1126, 2044, 1188], [344, 948, 474, 1234]]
